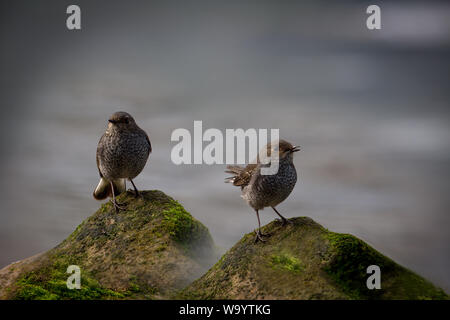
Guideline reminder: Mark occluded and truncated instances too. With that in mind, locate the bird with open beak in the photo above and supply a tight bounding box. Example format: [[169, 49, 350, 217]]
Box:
[[225, 140, 300, 242]]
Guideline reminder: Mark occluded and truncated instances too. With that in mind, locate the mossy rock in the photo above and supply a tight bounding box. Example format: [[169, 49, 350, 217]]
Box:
[[1, 196, 447, 300], [178, 217, 448, 300], [0, 190, 218, 300]]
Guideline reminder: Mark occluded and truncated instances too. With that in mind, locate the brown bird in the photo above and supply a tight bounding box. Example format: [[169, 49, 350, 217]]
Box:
[[225, 140, 300, 242], [93, 111, 151, 212]]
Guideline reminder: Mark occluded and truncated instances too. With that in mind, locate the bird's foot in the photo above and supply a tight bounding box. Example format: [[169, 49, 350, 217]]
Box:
[[276, 218, 293, 226], [111, 199, 126, 213], [254, 230, 271, 243], [128, 189, 143, 199]]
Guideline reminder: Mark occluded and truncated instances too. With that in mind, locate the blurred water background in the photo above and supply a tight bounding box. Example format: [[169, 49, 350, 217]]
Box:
[[1, 1, 450, 291]]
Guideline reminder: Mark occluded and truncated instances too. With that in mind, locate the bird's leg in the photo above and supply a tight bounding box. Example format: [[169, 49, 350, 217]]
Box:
[[110, 181, 126, 213], [254, 210, 271, 243], [129, 178, 141, 198], [272, 207, 293, 226]]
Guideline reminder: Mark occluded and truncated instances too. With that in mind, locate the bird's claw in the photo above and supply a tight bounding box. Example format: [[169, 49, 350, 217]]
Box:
[[254, 233, 266, 243], [128, 189, 142, 199], [254, 230, 271, 243], [111, 200, 126, 213], [276, 218, 293, 226]]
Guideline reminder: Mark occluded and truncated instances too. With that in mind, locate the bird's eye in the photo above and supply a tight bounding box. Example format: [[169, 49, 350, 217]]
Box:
[[124, 118, 129, 124]]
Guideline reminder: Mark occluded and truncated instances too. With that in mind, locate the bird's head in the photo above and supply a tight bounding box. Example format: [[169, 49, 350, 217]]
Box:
[[107, 111, 136, 129], [262, 139, 301, 162]]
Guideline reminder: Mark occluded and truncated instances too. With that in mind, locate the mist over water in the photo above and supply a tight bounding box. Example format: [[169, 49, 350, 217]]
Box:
[[1, 1, 450, 291]]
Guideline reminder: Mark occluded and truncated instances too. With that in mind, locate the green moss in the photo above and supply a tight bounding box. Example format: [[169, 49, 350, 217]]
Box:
[[161, 200, 211, 250], [181, 217, 448, 300], [161, 201, 195, 241], [323, 233, 390, 299], [270, 253, 303, 273], [323, 232, 448, 300], [155, 244, 167, 252], [1, 190, 217, 300], [14, 256, 126, 300], [14, 283, 59, 300]]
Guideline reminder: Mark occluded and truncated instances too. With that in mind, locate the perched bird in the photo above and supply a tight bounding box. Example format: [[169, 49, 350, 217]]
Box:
[[93, 111, 151, 212], [225, 140, 300, 242]]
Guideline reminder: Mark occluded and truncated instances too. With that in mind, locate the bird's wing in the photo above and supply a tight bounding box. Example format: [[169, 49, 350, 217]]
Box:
[[225, 163, 258, 187], [145, 132, 152, 155], [96, 134, 106, 178]]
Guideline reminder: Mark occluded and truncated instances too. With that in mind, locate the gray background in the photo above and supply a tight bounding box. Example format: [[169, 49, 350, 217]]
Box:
[[1, 0, 450, 291]]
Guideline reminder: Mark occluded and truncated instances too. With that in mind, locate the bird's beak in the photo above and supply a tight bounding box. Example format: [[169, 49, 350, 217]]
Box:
[[290, 146, 301, 153], [108, 119, 116, 124]]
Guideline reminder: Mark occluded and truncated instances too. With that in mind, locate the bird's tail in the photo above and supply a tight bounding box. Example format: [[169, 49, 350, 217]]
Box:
[[224, 165, 244, 184], [93, 177, 126, 200]]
